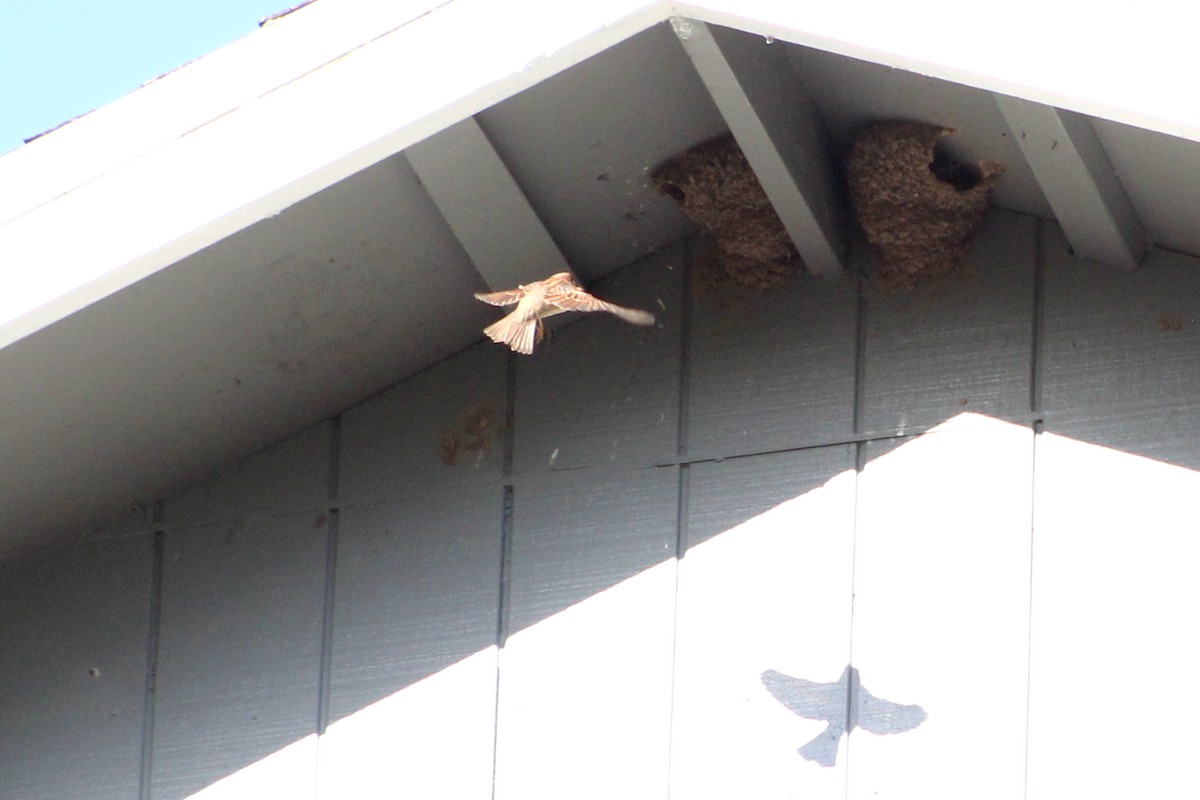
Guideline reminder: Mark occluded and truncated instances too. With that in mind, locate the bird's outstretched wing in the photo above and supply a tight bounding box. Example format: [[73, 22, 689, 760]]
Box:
[[856, 685, 927, 735], [474, 288, 524, 307], [761, 668, 847, 720], [544, 285, 656, 325]]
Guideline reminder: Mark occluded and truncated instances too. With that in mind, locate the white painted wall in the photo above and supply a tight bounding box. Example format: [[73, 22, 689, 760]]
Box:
[[5, 218, 1200, 798]]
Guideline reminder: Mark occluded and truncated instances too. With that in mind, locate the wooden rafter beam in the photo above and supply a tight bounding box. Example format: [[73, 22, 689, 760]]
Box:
[[994, 95, 1145, 269], [405, 117, 571, 291], [672, 18, 846, 277]]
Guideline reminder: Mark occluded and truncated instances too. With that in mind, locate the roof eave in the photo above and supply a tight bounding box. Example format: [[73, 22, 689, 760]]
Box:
[[2, 0, 1197, 352]]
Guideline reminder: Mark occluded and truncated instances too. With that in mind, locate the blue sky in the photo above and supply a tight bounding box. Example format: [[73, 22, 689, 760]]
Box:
[[1, 0, 291, 154]]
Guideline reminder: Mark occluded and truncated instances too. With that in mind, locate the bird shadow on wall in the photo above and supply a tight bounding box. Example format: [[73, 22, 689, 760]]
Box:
[[761, 665, 926, 767]]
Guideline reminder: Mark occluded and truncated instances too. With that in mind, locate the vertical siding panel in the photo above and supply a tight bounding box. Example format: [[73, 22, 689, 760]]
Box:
[[1039, 222, 1200, 461], [511, 245, 683, 474], [1029, 228, 1200, 797], [0, 537, 152, 800], [149, 429, 331, 800], [336, 343, 508, 507], [319, 343, 507, 799], [316, 495, 502, 799], [164, 423, 333, 527], [669, 447, 856, 799], [859, 209, 1036, 431], [687, 263, 858, 458], [848, 417, 1032, 799], [1028, 433, 1200, 798], [493, 467, 678, 800], [496, 247, 684, 798]]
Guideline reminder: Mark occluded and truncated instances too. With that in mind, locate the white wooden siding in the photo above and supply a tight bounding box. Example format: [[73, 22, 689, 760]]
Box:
[[686, 255, 858, 459], [320, 339, 507, 798], [0, 537, 152, 800], [1028, 224, 1200, 797], [670, 447, 856, 798], [850, 419, 1033, 799], [150, 519, 328, 800], [858, 212, 1037, 432], [4, 212, 1200, 798]]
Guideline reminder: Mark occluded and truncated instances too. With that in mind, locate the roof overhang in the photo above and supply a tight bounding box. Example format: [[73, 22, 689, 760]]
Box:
[[5, 0, 1198, 349], [3, 0, 1199, 559]]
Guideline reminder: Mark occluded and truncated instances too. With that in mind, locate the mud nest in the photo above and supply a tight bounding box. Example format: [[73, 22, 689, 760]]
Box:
[[846, 121, 1005, 290], [651, 135, 799, 292]]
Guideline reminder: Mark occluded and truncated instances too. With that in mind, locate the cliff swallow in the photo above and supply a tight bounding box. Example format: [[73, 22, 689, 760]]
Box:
[[474, 271, 655, 354]]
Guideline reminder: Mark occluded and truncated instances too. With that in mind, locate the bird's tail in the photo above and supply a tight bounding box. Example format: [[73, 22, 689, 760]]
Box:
[[483, 315, 542, 355], [797, 725, 841, 768]]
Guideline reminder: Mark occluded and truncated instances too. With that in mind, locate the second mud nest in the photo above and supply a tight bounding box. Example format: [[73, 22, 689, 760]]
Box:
[[846, 121, 1005, 290]]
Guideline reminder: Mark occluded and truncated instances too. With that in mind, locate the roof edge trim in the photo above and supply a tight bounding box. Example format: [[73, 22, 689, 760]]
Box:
[[0, 0, 668, 351], [676, 0, 1200, 144]]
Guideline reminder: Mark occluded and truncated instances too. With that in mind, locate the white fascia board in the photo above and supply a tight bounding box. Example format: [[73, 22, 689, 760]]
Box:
[[0, 0, 668, 350], [0, 0, 446, 228], [675, 0, 1200, 144]]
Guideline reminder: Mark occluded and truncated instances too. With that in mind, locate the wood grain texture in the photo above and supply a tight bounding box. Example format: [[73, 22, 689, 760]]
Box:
[[150, 515, 327, 800], [1039, 221, 1200, 469], [687, 251, 857, 459], [994, 97, 1143, 269], [19, 214, 1200, 800], [670, 446, 856, 798], [162, 421, 333, 528], [494, 466, 678, 799], [317, 487, 502, 798], [0, 537, 152, 800], [405, 116, 571, 293], [859, 208, 1036, 432], [327, 488, 503, 718], [677, 24, 846, 277], [1028, 431, 1200, 799], [338, 342, 508, 506], [511, 245, 682, 474], [474, 23, 726, 283], [506, 467, 678, 632], [1027, 220, 1200, 800], [1032, 229, 1200, 795], [320, 338, 509, 797], [849, 416, 1032, 799]]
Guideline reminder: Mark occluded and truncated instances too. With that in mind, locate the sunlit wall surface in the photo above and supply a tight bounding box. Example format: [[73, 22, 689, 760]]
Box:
[[4, 216, 1200, 799]]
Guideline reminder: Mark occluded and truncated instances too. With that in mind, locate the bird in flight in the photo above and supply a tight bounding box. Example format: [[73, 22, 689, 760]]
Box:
[[761, 665, 926, 767], [474, 271, 655, 354]]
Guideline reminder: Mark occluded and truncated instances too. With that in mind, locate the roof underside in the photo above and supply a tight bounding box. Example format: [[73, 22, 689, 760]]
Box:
[[3, 0, 1200, 559]]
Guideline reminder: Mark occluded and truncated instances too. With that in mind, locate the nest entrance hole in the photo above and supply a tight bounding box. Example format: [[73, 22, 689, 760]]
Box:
[[928, 143, 988, 192]]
